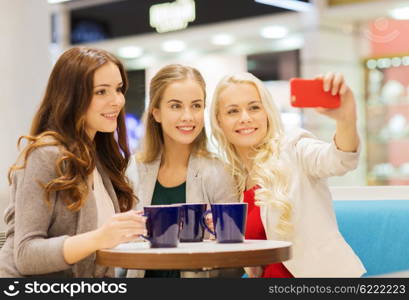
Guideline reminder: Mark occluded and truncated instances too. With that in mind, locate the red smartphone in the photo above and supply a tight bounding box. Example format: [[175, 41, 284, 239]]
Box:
[[290, 78, 340, 108]]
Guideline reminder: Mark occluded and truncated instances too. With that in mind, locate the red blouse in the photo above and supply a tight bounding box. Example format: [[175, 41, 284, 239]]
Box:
[[243, 186, 293, 278]]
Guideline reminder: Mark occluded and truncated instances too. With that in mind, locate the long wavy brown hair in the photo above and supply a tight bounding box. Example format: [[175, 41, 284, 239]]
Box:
[[8, 47, 136, 212]]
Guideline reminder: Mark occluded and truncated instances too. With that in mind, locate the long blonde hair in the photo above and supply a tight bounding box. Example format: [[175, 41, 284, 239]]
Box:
[[137, 64, 210, 163], [210, 72, 292, 238]]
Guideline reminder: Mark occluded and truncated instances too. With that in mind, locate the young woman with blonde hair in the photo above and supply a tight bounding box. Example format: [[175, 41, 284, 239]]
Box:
[[210, 72, 366, 277], [0, 47, 146, 277], [126, 64, 238, 278]]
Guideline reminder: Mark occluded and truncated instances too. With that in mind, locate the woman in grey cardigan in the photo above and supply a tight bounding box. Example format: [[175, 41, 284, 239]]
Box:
[[126, 64, 240, 278], [0, 47, 146, 278]]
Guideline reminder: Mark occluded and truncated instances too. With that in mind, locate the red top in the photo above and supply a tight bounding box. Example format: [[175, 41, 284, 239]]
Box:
[[244, 186, 293, 278]]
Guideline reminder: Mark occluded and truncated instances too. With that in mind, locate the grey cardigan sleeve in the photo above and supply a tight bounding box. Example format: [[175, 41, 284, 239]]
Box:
[[13, 146, 72, 275], [206, 159, 239, 204]]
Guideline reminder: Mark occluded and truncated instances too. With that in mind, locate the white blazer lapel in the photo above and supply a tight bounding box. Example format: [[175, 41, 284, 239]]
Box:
[[140, 158, 161, 207], [186, 155, 208, 204]]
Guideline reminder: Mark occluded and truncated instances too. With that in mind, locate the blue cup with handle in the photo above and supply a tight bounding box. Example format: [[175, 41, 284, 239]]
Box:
[[142, 205, 182, 248], [203, 203, 247, 243], [179, 203, 207, 242]]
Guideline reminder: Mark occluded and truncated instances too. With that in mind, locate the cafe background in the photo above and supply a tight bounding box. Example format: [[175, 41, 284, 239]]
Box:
[[1, 0, 409, 231]]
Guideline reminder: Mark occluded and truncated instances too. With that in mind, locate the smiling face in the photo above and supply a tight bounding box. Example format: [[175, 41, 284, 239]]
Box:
[[84, 62, 125, 139], [217, 83, 268, 152], [152, 79, 205, 147]]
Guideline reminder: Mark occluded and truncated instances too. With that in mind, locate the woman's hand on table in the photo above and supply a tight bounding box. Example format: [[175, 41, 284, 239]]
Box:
[[95, 210, 147, 249], [204, 213, 216, 240], [63, 210, 146, 264]]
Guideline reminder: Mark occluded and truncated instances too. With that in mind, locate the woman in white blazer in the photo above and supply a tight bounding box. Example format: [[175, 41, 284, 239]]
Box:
[[126, 64, 239, 278], [210, 72, 366, 277]]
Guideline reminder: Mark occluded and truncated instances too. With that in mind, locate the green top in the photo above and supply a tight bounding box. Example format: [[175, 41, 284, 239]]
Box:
[[145, 180, 186, 278], [150, 180, 186, 205]]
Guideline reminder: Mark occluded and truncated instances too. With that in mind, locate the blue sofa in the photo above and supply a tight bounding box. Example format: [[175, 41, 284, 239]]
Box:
[[334, 200, 409, 277]]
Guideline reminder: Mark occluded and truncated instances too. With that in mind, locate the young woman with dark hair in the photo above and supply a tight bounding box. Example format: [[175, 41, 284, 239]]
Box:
[[0, 47, 146, 278]]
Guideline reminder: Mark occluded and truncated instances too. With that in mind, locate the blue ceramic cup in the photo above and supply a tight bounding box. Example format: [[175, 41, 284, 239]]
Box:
[[179, 203, 207, 242], [142, 205, 182, 248], [204, 203, 247, 243]]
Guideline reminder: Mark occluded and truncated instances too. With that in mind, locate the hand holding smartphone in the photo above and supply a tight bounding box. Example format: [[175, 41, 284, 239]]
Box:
[[290, 78, 341, 108]]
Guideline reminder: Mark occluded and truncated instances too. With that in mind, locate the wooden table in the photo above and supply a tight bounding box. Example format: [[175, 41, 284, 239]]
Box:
[[96, 239, 291, 270]]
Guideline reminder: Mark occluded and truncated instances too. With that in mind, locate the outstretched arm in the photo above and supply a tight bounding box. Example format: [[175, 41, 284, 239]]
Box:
[[315, 72, 359, 153]]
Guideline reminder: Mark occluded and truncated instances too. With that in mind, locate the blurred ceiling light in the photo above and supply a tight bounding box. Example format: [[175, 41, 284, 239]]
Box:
[[376, 58, 391, 69], [179, 50, 201, 61], [126, 55, 156, 70], [368, 55, 409, 69], [255, 0, 312, 12], [260, 26, 288, 39], [150, 0, 196, 33], [391, 57, 402, 67], [271, 35, 303, 52], [230, 43, 255, 55], [162, 40, 186, 52], [389, 6, 409, 20], [137, 55, 156, 68], [366, 59, 377, 69], [211, 34, 235, 46], [48, 0, 71, 4], [118, 46, 143, 59]]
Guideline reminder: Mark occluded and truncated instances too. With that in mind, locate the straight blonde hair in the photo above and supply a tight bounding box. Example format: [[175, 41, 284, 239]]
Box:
[[210, 72, 293, 238], [138, 64, 210, 163]]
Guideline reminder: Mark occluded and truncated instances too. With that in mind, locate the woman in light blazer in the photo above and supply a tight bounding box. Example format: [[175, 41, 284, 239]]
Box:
[[210, 72, 366, 277], [126, 64, 239, 278]]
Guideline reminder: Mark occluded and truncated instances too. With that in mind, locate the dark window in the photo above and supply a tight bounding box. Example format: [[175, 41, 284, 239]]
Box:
[[247, 50, 300, 81], [70, 0, 310, 43]]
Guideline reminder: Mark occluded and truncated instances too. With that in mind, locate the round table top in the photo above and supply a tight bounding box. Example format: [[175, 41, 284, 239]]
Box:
[[96, 239, 291, 270]]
